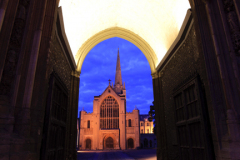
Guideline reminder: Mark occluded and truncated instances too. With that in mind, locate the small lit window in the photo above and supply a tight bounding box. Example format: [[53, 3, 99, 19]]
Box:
[[147, 129, 149, 133], [128, 119, 131, 127], [87, 120, 90, 128]]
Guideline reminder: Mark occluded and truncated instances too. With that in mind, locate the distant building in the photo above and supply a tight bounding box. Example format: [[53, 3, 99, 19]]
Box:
[[139, 115, 157, 148], [77, 49, 140, 150]]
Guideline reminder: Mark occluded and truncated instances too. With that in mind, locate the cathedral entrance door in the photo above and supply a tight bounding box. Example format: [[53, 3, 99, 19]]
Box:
[[105, 137, 114, 149], [86, 139, 91, 149], [127, 138, 134, 149]]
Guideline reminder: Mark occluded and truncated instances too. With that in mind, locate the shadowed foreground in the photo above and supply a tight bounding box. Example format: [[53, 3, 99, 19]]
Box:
[[77, 149, 157, 160]]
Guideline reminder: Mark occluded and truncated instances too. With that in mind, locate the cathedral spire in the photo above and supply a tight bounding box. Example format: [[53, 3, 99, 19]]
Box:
[[115, 48, 122, 86], [114, 48, 123, 94]]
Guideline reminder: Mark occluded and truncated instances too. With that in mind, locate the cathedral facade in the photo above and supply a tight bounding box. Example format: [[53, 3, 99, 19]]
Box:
[[78, 50, 140, 150]]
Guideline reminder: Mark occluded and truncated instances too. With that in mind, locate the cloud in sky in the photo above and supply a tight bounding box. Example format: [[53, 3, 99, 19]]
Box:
[[78, 37, 153, 116]]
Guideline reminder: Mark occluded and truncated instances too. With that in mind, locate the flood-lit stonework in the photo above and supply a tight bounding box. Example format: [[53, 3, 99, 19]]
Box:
[[77, 50, 140, 150]]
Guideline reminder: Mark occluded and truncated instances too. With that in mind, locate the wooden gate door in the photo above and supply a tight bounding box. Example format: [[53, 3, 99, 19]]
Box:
[[41, 73, 68, 160], [174, 75, 215, 160]]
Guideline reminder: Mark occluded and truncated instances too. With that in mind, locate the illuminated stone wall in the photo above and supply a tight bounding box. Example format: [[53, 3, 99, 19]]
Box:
[[78, 85, 140, 150], [58, 0, 191, 72]]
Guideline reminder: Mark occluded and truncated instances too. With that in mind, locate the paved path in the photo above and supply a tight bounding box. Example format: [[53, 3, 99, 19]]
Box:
[[77, 149, 157, 160], [123, 149, 157, 160]]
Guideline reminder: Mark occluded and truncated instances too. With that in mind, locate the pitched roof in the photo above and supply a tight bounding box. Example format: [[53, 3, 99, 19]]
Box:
[[94, 85, 121, 98]]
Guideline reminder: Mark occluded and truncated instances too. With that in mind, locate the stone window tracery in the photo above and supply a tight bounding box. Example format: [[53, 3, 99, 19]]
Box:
[[100, 96, 119, 129]]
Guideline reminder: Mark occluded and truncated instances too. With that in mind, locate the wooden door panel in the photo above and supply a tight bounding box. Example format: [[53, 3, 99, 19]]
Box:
[[41, 73, 68, 160], [174, 75, 214, 160]]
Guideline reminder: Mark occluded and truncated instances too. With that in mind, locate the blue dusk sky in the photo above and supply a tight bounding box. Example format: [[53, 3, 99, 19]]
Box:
[[78, 37, 153, 117]]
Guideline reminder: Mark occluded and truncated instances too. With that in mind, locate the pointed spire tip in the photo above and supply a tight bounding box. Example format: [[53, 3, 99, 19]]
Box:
[[114, 47, 123, 93]]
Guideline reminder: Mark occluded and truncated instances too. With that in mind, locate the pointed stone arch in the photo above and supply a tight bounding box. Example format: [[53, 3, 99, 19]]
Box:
[[100, 94, 120, 107], [75, 27, 158, 74], [84, 137, 93, 150], [102, 134, 118, 149], [127, 138, 134, 149]]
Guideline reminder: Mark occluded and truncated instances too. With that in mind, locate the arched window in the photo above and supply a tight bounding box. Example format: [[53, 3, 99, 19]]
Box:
[[127, 138, 134, 149], [85, 139, 91, 149], [144, 138, 148, 148], [87, 120, 90, 128], [100, 96, 119, 129], [128, 119, 131, 127], [150, 140, 152, 147]]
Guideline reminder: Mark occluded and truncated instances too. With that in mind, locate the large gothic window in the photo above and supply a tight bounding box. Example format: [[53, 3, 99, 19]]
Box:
[[100, 96, 119, 129]]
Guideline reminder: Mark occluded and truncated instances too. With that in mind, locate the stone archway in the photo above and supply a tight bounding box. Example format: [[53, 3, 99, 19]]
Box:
[[102, 133, 119, 150], [85, 139, 91, 150], [59, 0, 191, 75], [127, 138, 134, 149], [105, 137, 114, 149], [75, 27, 158, 74]]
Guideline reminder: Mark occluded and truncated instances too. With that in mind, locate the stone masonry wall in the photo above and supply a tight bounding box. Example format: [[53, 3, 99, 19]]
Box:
[[160, 24, 219, 159], [48, 33, 72, 91], [30, 29, 73, 158]]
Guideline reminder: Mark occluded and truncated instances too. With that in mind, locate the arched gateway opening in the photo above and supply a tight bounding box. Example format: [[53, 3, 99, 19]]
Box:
[[39, 2, 215, 159], [75, 27, 157, 74], [105, 137, 114, 149], [78, 37, 152, 151]]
